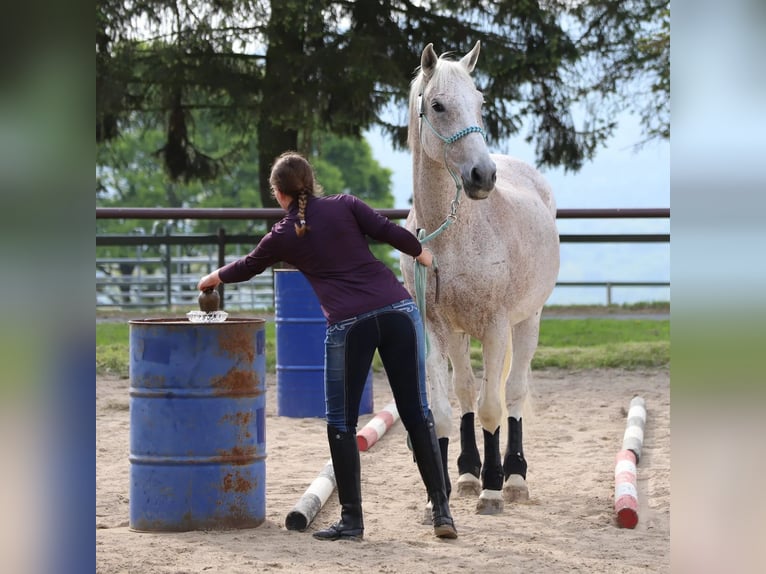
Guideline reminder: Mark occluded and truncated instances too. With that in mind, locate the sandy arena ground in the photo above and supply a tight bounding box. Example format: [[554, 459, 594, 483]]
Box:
[[97, 367, 670, 573]]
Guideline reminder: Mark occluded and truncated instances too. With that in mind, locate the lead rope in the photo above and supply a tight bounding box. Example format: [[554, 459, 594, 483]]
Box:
[[413, 93, 487, 355], [414, 228, 437, 356]]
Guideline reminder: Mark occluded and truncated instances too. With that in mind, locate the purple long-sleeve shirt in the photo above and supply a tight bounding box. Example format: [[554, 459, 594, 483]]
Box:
[[218, 194, 422, 324]]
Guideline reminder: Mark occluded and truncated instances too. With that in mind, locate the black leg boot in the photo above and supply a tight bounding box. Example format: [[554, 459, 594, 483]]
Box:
[[313, 426, 364, 541], [438, 437, 451, 500], [409, 413, 458, 539]]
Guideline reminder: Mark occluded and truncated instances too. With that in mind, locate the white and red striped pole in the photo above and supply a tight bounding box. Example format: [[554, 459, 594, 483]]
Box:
[[356, 401, 399, 452], [614, 396, 646, 529], [614, 449, 638, 528]]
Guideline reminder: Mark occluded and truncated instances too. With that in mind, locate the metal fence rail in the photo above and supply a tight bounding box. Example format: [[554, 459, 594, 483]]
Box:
[[96, 207, 670, 309], [555, 282, 670, 306]]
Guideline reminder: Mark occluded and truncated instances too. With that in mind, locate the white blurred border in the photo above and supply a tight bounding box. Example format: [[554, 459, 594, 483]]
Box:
[[672, 2, 766, 573]]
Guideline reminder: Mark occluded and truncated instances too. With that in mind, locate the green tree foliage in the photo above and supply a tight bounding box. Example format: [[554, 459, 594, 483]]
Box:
[[567, 0, 670, 147], [97, 0, 670, 198], [97, 125, 398, 269], [97, 126, 392, 227], [312, 135, 394, 208], [96, 116, 263, 237]]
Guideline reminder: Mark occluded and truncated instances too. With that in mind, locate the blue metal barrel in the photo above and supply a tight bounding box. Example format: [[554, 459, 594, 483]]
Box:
[[274, 269, 373, 418], [128, 317, 266, 532]]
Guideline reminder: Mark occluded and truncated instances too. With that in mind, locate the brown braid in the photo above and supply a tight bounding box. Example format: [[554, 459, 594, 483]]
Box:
[[294, 191, 310, 237], [269, 151, 323, 238]]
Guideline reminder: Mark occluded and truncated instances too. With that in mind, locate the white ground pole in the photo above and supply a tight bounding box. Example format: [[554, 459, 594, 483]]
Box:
[[285, 459, 336, 531], [622, 396, 647, 462]]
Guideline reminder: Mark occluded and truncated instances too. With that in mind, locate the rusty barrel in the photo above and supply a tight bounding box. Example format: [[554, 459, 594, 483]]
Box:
[[128, 317, 266, 532], [274, 269, 373, 418]]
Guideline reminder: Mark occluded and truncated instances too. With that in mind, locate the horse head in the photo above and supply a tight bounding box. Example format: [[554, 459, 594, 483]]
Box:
[[410, 41, 497, 200]]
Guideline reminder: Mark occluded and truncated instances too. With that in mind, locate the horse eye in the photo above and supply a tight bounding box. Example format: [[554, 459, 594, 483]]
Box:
[[431, 101, 445, 113]]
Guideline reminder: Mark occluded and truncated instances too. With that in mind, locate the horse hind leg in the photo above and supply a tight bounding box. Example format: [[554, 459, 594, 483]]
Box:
[[456, 412, 481, 496], [418, 330, 453, 524]]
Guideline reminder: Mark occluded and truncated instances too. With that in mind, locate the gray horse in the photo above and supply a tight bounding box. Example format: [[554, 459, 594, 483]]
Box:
[[401, 41, 560, 514]]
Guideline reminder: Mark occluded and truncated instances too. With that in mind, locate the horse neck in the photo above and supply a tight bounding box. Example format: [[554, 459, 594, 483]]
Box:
[[411, 146, 462, 230]]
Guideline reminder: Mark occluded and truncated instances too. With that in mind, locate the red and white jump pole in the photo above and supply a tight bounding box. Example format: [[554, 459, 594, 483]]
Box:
[[614, 396, 646, 529], [285, 460, 336, 531], [356, 401, 399, 452]]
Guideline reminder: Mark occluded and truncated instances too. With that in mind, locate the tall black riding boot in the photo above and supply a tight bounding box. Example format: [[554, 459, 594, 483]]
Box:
[[409, 413, 458, 539], [313, 425, 364, 541]]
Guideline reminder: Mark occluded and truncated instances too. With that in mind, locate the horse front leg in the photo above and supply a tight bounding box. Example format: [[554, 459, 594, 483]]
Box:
[[475, 323, 513, 515], [502, 312, 542, 503], [445, 334, 482, 497]]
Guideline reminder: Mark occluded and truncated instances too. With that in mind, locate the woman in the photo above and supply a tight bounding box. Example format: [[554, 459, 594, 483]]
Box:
[[197, 151, 457, 540]]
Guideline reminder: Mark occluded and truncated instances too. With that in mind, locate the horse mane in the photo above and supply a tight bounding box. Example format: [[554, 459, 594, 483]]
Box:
[[408, 52, 473, 150]]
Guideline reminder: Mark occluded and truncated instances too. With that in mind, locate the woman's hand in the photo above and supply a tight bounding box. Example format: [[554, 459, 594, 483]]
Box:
[[197, 270, 222, 291], [415, 248, 433, 267]]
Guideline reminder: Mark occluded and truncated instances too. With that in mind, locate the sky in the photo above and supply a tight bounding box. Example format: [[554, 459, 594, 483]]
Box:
[[364, 111, 670, 306]]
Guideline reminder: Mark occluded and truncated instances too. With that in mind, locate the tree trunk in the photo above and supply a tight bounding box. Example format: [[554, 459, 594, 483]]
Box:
[[257, 1, 309, 211]]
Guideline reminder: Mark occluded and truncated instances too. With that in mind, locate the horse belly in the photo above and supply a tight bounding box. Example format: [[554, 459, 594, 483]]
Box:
[[432, 236, 557, 333]]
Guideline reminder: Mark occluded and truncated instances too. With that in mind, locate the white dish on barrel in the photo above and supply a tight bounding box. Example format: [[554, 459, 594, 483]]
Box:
[[186, 311, 228, 323]]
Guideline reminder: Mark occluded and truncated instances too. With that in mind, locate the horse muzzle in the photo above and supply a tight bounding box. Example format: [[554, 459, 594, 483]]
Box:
[[464, 186, 493, 200], [461, 160, 497, 199]]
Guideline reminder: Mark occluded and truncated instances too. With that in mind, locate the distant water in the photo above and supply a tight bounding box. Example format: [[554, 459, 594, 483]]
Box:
[[549, 218, 670, 305]]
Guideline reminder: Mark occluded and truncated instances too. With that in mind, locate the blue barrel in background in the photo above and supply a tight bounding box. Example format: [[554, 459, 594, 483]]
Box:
[[274, 269, 373, 418], [129, 317, 267, 532]]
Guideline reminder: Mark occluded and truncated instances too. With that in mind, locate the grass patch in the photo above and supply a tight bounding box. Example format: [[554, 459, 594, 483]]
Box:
[[539, 318, 668, 347], [532, 341, 669, 370], [467, 318, 669, 371], [98, 312, 669, 378], [97, 344, 130, 378], [96, 320, 277, 378], [97, 323, 131, 346]]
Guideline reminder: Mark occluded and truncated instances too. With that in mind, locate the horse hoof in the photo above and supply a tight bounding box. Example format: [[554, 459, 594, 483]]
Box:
[[476, 489, 504, 515], [456, 473, 481, 497], [503, 474, 529, 502]]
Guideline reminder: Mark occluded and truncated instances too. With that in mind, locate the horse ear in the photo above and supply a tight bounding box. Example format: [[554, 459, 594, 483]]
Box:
[[421, 43, 438, 78], [460, 40, 481, 73]]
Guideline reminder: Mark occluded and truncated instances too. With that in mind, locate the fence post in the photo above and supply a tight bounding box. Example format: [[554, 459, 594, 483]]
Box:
[[164, 224, 172, 307], [217, 227, 226, 310], [606, 282, 612, 306], [134, 236, 143, 306]]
